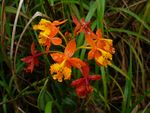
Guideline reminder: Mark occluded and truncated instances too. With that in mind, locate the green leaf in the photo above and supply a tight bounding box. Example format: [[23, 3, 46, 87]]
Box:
[[96, 0, 105, 29], [85, 1, 97, 21], [109, 64, 129, 79], [122, 49, 133, 113], [145, 0, 150, 22], [38, 89, 53, 111], [2, 95, 8, 113], [48, 0, 54, 6], [62, 97, 77, 109], [0, 5, 28, 19], [45, 101, 53, 113]]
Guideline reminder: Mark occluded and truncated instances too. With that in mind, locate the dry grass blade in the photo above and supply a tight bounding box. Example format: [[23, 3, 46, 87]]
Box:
[[142, 102, 150, 113], [10, 0, 24, 60], [14, 11, 49, 73], [1, 0, 10, 69]]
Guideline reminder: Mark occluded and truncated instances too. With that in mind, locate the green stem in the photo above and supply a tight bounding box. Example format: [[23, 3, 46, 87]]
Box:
[[100, 67, 107, 107], [76, 46, 91, 51], [58, 31, 67, 44]]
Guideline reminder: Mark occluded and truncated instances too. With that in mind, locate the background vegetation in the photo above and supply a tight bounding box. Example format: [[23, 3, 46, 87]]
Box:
[[0, 0, 150, 113]]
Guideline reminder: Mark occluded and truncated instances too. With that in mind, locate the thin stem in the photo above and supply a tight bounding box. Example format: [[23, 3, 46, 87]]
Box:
[[76, 46, 91, 51], [58, 31, 67, 44], [42, 50, 64, 55]]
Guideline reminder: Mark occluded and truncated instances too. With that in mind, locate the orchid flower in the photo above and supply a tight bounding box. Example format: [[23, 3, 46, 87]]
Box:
[[33, 19, 67, 51], [85, 29, 115, 66], [21, 42, 42, 73], [50, 39, 86, 82], [71, 63, 100, 97], [72, 16, 96, 39]]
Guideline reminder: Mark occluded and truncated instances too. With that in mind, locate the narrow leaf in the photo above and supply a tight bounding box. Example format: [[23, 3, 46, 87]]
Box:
[[45, 101, 53, 113]]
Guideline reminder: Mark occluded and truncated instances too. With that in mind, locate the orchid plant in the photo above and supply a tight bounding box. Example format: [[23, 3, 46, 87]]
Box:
[[21, 16, 115, 97]]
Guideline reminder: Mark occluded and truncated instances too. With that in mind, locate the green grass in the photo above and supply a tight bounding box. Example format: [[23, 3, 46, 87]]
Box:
[[0, 0, 150, 113]]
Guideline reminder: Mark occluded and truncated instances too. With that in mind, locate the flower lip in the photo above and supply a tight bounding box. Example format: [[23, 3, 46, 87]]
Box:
[[50, 61, 71, 82]]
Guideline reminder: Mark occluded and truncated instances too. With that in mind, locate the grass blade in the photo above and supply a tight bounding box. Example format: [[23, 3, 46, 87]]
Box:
[[111, 7, 150, 30], [109, 64, 129, 79], [109, 28, 150, 45], [122, 49, 133, 113], [10, 0, 24, 60]]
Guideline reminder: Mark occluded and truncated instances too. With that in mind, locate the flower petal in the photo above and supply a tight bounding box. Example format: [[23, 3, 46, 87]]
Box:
[[50, 63, 61, 74], [71, 78, 85, 87], [75, 85, 93, 97], [90, 30, 97, 39], [75, 85, 87, 97], [89, 75, 101, 81], [50, 63, 71, 82], [95, 50, 112, 66], [88, 49, 96, 60], [85, 32, 95, 47], [96, 29, 102, 39], [64, 39, 76, 57], [21, 56, 33, 64], [31, 42, 35, 55], [45, 40, 51, 51], [48, 26, 59, 38], [53, 73, 63, 82], [38, 35, 47, 45], [50, 63, 63, 82], [51, 37, 62, 45], [74, 24, 81, 36], [33, 19, 51, 30], [81, 63, 90, 77], [96, 39, 105, 48], [34, 58, 39, 66], [53, 19, 67, 26], [68, 58, 85, 69], [72, 16, 79, 25], [25, 61, 34, 73], [50, 53, 64, 63], [72, 16, 82, 36], [63, 67, 71, 80]]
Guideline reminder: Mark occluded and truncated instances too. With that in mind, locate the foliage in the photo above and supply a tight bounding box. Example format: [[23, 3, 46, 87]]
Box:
[[0, 0, 150, 113]]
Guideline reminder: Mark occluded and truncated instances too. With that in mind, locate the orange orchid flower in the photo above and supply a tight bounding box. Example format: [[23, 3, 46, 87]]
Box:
[[71, 63, 101, 97], [85, 29, 115, 66], [50, 39, 86, 82], [72, 16, 96, 38], [21, 42, 42, 73], [33, 19, 67, 51]]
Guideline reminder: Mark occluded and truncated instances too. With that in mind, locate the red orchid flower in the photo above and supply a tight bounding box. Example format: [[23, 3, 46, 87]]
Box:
[[50, 39, 86, 82], [71, 63, 101, 97], [21, 42, 42, 73]]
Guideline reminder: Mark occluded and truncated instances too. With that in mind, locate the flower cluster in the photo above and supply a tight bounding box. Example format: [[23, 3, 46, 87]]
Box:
[[21, 17, 115, 97]]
